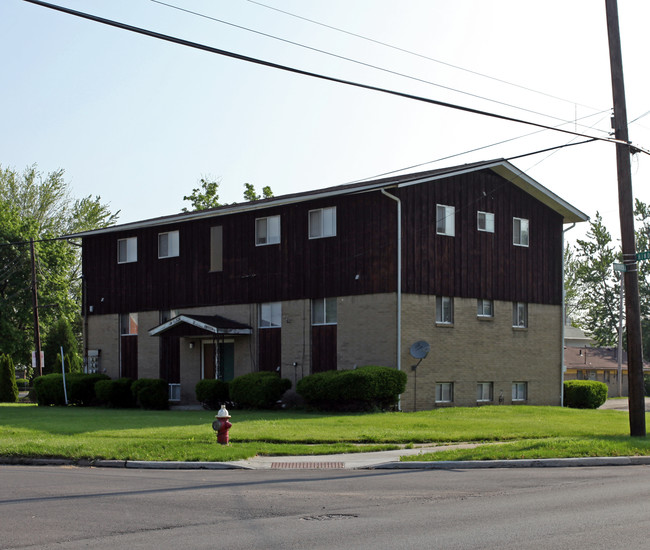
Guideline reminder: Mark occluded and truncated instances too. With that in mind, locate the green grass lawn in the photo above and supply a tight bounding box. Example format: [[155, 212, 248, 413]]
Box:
[[0, 403, 647, 462]]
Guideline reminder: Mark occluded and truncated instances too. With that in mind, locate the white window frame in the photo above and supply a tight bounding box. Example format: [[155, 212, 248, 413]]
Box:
[[312, 297, 338, 325], [512, 381, 528, 401], [255, 215, 281, 246], [168, 383, 181, 402], [477, 211, 495, 233], [260, 302, 282, 328], [120, 313, 138, 335], [513, 217, 529, 247], [513, 302, 528, 328], [477, 382, 493, 402], [436, 296, 453, 324], [436, 382, 454, 403], [158, 230, 179, 259], [117, 237, 137, 264], [436, 204, 455, 236], [477, 299, 494, 318], [309, 207, 336, 239]]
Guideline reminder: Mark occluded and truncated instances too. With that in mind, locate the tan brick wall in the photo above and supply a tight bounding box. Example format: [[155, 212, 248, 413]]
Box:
[[338, 294, 397, 370], [87, 314, 119, 379], [400, 295, 563, 411], [280, 300, 311, 387], [137, 311, 160, 379]]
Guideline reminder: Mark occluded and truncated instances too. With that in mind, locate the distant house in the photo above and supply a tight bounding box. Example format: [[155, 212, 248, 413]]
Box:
[[563, 324, 594, 348], [564, 346, 649, 398], [70, 159, 588, 410]]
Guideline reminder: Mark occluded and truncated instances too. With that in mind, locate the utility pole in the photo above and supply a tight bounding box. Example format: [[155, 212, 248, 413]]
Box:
[[30, 238, 43, 377], [605, 0, 645, 436]]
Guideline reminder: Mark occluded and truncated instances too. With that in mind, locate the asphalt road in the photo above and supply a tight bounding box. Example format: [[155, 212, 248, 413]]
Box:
[[3, 465, 650, 549]]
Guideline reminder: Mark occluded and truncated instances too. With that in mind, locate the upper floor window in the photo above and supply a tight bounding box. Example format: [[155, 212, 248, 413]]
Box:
[[256, 215, 281, 246], [436, 204, 455, 236], [513, 217, 529, 247], [260, 302, 281, 328], [309, 207, 336, 239], [477, 211, 495, 233], [158, 231, 179, 259], [312, 297, 338, 325], [513, 302, 528, 328], [477, 299, 493, 318], [117, 237, 137, 264], [436, 296, 453, 324], [120, 313, 138, 335]]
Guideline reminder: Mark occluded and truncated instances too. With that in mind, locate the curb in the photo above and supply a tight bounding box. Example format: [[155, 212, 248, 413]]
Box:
[[0, 457, 248, 470], [370, 456, 650, 469]]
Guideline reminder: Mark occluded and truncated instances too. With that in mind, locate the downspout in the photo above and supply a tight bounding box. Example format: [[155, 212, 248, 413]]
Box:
[[381, 189, 402, 410], [561, 223, 576, 407]]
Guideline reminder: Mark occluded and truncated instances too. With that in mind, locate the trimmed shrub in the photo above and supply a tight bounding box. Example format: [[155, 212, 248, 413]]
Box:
[[32, 373, 109, 406], [195, 379, 230, 410], [67, 373, 110, 405], [296, 366, 407, 411], [131, 378, 169, 410], [0, 354, 19, 403], [15, 378, 29, 391], [564, 380, 608, 409], [229, 372, 291, 409], [33, 374, 67, 406], [95, 378, 135, 408]]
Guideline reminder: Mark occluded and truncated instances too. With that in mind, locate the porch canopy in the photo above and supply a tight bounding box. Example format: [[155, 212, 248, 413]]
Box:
[[148, 314, 252, 338]]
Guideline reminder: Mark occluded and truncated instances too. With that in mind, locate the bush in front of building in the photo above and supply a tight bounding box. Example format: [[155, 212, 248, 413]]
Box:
[[229, 372, 291, 409], [68, 373, 110, 405], [297, 366, 406, 411], [131, 378, 169, 410], [195, 379, 230, 410], [32, 373, 109, 406], [15, 378, 29, 391], [0, 354, 19, 403], [563, 380, 608, 409], [95, 378, 136, 408]]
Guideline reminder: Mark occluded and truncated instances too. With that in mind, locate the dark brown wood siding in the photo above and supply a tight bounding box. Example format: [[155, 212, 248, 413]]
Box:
[[258, 328, 281, 372], [159, 336, 180, 383], [82, 169, 563, 317], [120, 335, 138, 379], [399, 170, 563, 304], [311, 325, 337, 373]]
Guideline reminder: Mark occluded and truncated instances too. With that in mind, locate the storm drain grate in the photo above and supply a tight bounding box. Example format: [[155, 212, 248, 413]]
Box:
[[271, 461, 345, 469]]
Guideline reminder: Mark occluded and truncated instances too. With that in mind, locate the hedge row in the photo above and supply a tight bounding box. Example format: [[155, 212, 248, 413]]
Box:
[[296, 366, 406, 411], [195, 372, 291, 410], [32, 374, 169, 409]]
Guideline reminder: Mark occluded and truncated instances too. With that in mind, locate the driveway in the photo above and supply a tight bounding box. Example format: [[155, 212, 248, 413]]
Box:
[[599, 397, 650, 411]]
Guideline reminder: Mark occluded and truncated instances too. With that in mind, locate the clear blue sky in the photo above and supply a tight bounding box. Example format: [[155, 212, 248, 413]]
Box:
[[3, 0, 650, 244]]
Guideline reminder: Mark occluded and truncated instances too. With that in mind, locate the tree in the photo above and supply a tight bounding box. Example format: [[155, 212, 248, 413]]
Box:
[[182, 178, 274, 212], [181, 177, 221, 212], [243, 183, 274, 201], [0, 354, 19, 403], [0, 164, 118, 366], [42, 318, 81, 375], [571, 212, 621, 346]]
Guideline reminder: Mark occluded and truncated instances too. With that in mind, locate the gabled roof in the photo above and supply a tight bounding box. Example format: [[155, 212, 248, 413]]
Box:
[[149, 314, 252, 337], [564, 347, 649, 371], [68, 159, 588, 238]]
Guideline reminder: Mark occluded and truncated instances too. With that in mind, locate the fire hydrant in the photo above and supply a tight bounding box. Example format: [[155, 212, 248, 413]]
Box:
[[212, 405, 232, 445]]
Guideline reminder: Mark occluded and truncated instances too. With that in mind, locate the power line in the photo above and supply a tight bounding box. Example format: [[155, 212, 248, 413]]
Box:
[[245, 0, 604, 113], [151, 0, 600, 131], [23, 0, 630, 148]]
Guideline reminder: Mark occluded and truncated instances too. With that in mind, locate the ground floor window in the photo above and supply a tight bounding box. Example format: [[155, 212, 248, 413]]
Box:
[[168, 383, 181, 401], [512, 381, 527, 401], [476, 382, 493, 402], [435, 382, 454, 403]]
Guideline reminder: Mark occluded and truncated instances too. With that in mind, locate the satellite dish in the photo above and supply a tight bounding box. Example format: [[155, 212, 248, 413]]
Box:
[[409, 340, 430, 359]]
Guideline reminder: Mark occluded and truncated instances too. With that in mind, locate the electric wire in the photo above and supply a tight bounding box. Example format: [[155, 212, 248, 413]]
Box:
[[245, 0, 604, 113], [22, 0, 633, 148], [150, 0, 601, 130]]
